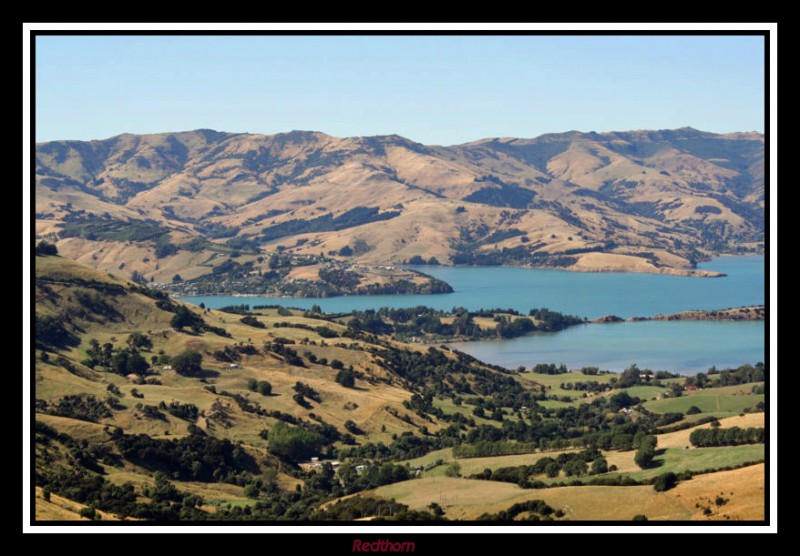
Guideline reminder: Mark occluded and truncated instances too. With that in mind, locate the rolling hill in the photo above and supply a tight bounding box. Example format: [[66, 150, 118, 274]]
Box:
[[34, 127, 764, 291], [33, 254, 765, 521]]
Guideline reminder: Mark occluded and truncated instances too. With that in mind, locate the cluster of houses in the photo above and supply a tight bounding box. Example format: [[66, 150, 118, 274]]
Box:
[[305, 457, 425, 477], [308, 457, 343, 471]]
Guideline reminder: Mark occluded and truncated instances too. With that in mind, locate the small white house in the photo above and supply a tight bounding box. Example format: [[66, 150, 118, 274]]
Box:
[[227, 363, 239, 369], [310, 457, 319, 463], [355, 465, 366, 475]]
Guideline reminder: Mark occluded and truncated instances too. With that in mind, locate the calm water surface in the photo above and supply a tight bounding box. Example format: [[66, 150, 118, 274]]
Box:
[[449, 321, 764, 374], [181, 256, 765, 372]]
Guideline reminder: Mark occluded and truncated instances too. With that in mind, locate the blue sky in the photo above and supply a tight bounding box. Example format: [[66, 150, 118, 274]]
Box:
[[35, 35, 765, 145]]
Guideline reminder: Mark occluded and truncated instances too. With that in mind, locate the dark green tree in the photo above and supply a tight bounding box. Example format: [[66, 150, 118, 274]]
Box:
[[590, 456, 608, 475], [335, 368, 355, 388], [170, 306, 203, 331], [126, 332, 153, 350], [35, 240, 58, 256], [172, 349, 203, 376], [653, 472, 678, 492], [257, 381, 272, 396], [634, 435, 657, 469]]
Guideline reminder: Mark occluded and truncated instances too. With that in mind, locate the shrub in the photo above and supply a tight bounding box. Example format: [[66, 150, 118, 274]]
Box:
[[79, 506, 98, 520], [344, 420, 364, 435], [172, 349, 203, 376], [36, 240, 59, 256], [257, 381, 272, 396], [126, 332, 153, 350], [444, 462, 461, 477], [335, 368, 355, 388], [653, 472, 678, 492]]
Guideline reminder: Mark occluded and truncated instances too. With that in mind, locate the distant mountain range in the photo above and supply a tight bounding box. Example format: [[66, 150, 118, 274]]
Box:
[[35, 127, 764, 287]]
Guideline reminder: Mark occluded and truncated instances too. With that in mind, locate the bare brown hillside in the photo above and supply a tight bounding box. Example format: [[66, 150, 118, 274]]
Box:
[[35, 128, 764, 287]]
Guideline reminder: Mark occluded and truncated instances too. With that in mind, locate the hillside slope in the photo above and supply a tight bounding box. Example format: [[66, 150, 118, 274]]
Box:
[[33, 254, 532, 519], [32, 255, 765, 521], [35, 128, 764, 289]]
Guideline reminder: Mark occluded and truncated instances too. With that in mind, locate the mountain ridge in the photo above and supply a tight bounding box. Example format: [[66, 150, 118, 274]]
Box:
[[35, 127, 764, 291]]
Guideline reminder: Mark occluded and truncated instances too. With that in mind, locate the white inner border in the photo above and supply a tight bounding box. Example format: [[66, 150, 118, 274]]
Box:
[[22, 21, 778, 535]]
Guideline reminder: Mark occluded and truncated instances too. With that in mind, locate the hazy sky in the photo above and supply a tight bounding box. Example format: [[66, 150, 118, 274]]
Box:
[[35, 35, 765, 145]]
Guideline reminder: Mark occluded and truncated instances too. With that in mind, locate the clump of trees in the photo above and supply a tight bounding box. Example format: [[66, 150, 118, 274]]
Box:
[[471, 449, 607, 486], [35, 314, 78, 349], [126, 332, 153, 350], [343, 420, 364, 435], [161, 400, 199, 421], [265, 340, 305, 367], [528, 308, 584, 331], [311, 496, 441, 521], [267, 422, 327, 462], [477, 499, 556, 521], [334, 462, 411, 495], [36, 240, 59, 256], [114, 429, 257, 482], [689, 427, 765, 447], [247, 379, 272, 396], [170, 306, 204, 332], [634, 435, 657, 469], [294, 381, 322, 403], [239, 315, 265, 328], [172, 349, 203, 376], [110, 348, 149, 376], [38, 394, 113, 422]]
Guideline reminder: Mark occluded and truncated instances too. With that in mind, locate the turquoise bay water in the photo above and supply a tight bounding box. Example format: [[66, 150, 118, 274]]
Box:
[[449, 321, 764, 374], [181, 256, 765, 372], [182, 256, 763, 318]]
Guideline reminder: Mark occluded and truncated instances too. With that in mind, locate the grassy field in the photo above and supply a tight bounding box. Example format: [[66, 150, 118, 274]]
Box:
[[601, 445, 764, 483], [368, 457, 765, 521], [623, 385, 670, 400], [644, 390, 763, 415], [657, 413, 764, 449], [538, 399, 582, 409], [432, 398, 522, 425], [666, 463, 765, 521], [399, 413, 764, 483], [518, 371, 616, 389], [368, 476, 694, 520]]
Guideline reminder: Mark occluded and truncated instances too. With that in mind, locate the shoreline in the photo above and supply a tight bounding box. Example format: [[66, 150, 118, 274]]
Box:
[[594, 305, 765, 324], [171, 257, 763, 299]]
